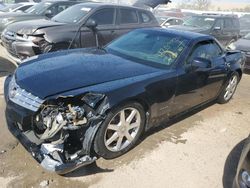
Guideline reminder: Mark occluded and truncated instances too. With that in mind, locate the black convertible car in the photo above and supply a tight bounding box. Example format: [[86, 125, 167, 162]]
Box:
[[4, 28, 245, 174]]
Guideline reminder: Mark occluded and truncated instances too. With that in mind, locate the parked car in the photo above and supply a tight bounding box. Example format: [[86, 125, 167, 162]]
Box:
[[0, 2, 6, 10], [1, 3, 159, 63], [4, 28, 245, 174], [0, 3, 36, 14], [239, 16, 250, 37], [154, 8, 184, 18], [156, 16, 183, 27], [228, 33, 250, 70], [0, 1, 79, 35], [170, 14, 240, 47], [233, 135, 250, 188], [134, 0, 171, 9]]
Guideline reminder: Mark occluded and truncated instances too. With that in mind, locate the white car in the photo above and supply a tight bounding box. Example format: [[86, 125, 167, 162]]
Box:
[[156, 16, 184, 28], [0, 3, 36, 14]]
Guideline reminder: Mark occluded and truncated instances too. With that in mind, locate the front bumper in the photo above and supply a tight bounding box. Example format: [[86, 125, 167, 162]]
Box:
[[1, 34, 40, 63], [4, 77, 97, 174], [6, 114, 96, 174]]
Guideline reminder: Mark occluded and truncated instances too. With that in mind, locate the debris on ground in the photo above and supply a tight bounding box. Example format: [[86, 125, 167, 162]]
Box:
[[0, 150, 6, 155], [39, 180, 49, 187]]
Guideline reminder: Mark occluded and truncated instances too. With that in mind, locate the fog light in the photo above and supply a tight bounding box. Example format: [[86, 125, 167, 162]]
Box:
[[242, 170, 250, 187]]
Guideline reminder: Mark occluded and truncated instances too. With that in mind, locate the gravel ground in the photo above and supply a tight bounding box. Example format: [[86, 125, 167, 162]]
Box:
[[0, 46, 249, 188]]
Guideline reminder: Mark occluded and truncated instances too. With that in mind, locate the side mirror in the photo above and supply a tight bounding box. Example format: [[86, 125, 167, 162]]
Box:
[[192, 57, 212, 69], [44, 10, 52, 18], [214, 26, 221, 31], [86, 19, 98, 31]]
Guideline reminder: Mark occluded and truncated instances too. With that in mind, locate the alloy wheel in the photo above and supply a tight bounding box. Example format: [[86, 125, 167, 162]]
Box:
[[224, 75, 238, 101], [104, 108, 141, 152]]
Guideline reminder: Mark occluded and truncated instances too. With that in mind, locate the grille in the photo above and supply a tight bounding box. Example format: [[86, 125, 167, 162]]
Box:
[[9, 77, 44, 112]]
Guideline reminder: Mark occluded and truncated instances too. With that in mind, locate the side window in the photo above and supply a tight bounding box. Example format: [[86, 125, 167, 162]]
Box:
[[120, 8, 138, 24], [167, 19, 175, 25], [47, 3, 71, 16], [187, 41, 222, 64], [176, 19, 183, 25], [139, 12, 151, 23], [57, 4, 70, 13], [209, 42, 223, 57], [233, 18, 240, 28], [89, 8, 115, 25], [214, 19, 223, 28], [19, 5, 32, 11], [224, 18, 233, 29], [188, 43, 210, 64]]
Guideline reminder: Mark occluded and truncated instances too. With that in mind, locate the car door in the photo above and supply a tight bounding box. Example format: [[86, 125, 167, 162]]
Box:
[[172, 40, 227, 115], [81, 8, 116, 48], [116, 8, 140, 37], [222, 18, 236, 45], [200, 41, 228, 101], [211, 18, 228, 45]]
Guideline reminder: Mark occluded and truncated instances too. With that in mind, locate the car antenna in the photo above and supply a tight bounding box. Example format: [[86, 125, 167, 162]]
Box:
[[68, 19, 99, 50]]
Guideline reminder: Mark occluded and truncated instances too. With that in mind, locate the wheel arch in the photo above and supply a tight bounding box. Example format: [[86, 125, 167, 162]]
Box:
[[235, 69, 242, 80], [88, 96, 150, 157]]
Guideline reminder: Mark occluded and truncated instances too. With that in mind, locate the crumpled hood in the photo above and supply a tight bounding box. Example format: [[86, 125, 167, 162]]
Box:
[[169, 25, 209, 34], [15, 49, 162, 99], [7, 19, 65, 35], [235, 38, 250, 52]]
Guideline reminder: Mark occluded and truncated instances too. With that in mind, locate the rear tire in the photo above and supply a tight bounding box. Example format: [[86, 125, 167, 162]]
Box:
[[94, 102, 145, 159], [217, 72, 239, 104]]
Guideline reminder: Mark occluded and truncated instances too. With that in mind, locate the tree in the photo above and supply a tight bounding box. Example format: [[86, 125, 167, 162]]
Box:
[[178, 0, 211, 10], [194, 0, 211, 10]]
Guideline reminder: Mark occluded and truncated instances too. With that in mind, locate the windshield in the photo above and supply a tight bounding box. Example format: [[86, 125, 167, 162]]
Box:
[[0, 4, 21, 12], [106, 30, 189, 67], [52, 4, 91, 23], [183, 16, 215, 29], [24, 2, 51, 15]]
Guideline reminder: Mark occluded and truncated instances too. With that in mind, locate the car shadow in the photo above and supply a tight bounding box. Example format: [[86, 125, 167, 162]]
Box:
[[66, 101, 216, 178], [65, 161, 114, 177], [0, 57, 16, 77], [141, 101, 215, 142], [244, 69, 250, 75], [223, 139, 246, 188]]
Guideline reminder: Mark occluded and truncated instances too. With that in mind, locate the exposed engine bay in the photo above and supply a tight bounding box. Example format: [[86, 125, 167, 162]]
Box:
[[5, 89, 110, 174], [35, 104, 87, 140]]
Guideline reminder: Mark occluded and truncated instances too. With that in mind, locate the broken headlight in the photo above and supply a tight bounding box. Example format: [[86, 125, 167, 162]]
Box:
[[34, 104, 87, 140]]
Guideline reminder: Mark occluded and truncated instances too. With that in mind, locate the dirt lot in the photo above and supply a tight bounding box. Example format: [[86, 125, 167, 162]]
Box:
[[0, 47, 249, 188]]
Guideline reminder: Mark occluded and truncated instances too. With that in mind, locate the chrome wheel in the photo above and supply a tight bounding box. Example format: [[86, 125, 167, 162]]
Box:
[[224, 75, 238, 101], [104, 108, 141, 152]]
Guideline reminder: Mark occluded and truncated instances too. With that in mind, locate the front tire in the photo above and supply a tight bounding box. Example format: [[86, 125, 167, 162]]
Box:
[[94, 102, 145, 159], [217, 72, 239, 104]]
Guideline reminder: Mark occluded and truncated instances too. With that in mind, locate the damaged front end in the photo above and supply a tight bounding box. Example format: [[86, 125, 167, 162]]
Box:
[[4, 76, 110, 174], [1, 29, 52, 63]]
